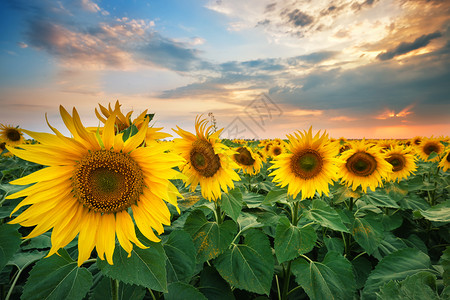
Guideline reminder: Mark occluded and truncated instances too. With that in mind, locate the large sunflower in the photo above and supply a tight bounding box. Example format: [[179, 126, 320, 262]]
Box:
[[233, 146, 263, 175], [269, 127, 341, 200], [6, 106, 184, 266], [0, 124, 24, 147], [337, 140, 392, 192], [172, 116, 240, 201], [95, 100, 171, 143], [415, 138, 444, 162], [439, 150, 450, 172], [384, 145, 417, 182]]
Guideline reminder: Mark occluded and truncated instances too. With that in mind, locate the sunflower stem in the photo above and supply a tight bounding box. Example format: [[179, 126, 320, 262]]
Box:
[[111, 278, 119, 300], [5, 268, 22, 300], [281, 261, 292, 300], [214, 201, 223, 224], [291, 201, 300, 226]]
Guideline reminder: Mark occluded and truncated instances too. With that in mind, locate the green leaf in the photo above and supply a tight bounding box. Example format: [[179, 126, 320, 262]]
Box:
[[21, 249, 93, 300], [262, 189, 288, 205], [21, 234, 52, 250], [0, 224, 21, 272], [419, 200, 450, 222], [184, 210, 237, 263], [242, 191, 265, 208], [352, 256, 372, 289], [376, 271, 439, 300], [90, 277, 146, 300], [362, 190, 400, 208], [304, 199, 349, 232], [97, 242, 167, 292], [324, 237, 344, 255], [274, 217, 317, 263], [372, 232, 408, 260], [291, 251, 356, 300], [8, 250, 45, 270], [199, 266, 235, 300], [220, 188, 243, 222], [440, 246, 450, 286], [237, 212, 263, 232], [214, 229, 274, 295], [165, 282, 207, 300], [121, 124, 139, 141], [363, 248, 432, 300], [398, 194, 430, 211], [351, 216, 384, 255], [163, 230, 197, 283]]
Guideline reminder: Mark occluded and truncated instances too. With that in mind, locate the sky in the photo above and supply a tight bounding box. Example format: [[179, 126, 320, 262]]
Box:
[[0, 0, 449, 140]]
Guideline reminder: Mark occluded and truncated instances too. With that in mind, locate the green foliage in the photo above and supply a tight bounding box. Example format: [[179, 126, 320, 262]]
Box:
[[0, 224, 21, 272], [97, 241, 167, 292], [291, 251, 356, 300], [21, 249, 92, 300], [213, 229, 274, 295]]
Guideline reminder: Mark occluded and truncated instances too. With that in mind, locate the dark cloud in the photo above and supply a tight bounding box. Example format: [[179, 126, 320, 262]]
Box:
[[351, 0, 378, 11], [284, 9, 314, 27], [138, 34, 208, 72], [290, 51, 339, 64], [265, 3, 276, 13], [377, 31, 442, 60]]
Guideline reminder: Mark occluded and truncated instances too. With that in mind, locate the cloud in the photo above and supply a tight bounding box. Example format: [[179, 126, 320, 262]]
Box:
[[377, 31, 443, 60], [17, 42, 28, 48], [283, 8, 314, 28]]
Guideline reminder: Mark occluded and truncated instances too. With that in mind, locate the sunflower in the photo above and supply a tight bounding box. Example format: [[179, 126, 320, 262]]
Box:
[[337, 140, 392, 192], [6, 106, 184, 266], [438, 150, 450, 172], [270, 142, 286, 158], [0, 124, 24, 147], [269, 127, 341, 200], [172, 116, 240, 201], [415, 138, 444, 162], [411, 136, 422, 146], [384, 145, 417, 182], [233, 146, 263, 175], [95, 100, 171, 143]]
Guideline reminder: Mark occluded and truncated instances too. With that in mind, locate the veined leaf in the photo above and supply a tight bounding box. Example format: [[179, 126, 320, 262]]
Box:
[[199, 266, 235, 300], [376, 271, 439, 300], [214, 229, 274, 295], [97, 242, 167, 292], [274, 216, 317, 263], [351, 216, 384, 255], [21, 249, 92, 300], [419, 200, 450, 223], [304, 199, 349, 232], [291, 251, 356, 300], [163, 230, 197, 283], [362, 248, 432, 300], [220, 188, 243, 222], [184, 210, 237, 263], [165, 282, 207, 300]]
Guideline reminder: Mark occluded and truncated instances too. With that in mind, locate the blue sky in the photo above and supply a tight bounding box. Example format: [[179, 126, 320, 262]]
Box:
[[1, 0, 449, 139]]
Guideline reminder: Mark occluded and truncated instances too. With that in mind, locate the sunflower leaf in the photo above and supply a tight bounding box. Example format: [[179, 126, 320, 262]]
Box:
[[97, 242, 167, 292], [419, 200, 450, 222], [213, 229, 274, 295], [291, 251, 356, 300], [220, 188, 243, 221], [376, 271, 439, 300], [274, 216, 317, 263], [350, 216, 384, 255], [362, 248, 432, 300], [304, 199, 349, 232], [90, 277, 146, 300], [199, 266, 235, 300], [21, 249, 93, 300], [184, 210, 237, 263], [0, 224, 21, 272], [162, 230, 197, 283]]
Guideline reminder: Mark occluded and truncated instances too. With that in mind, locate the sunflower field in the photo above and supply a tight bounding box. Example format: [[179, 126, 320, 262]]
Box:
[[0, 102, 449, 300]]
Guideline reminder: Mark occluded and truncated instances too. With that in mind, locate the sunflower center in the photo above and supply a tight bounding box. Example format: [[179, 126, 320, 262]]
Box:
[[386, 154, 406, 172], [423, 143, 439, 155], [6, 129, 21, 141], [447, 153, 450, 163], [414, 139, 421, 145], [72, 150, 144, 213], [190, 139, 221, 178], [346, 152, 377, 177], [291, 149, 323, 179], [273, 147, 282, 156], [234, 147, 255, 166]]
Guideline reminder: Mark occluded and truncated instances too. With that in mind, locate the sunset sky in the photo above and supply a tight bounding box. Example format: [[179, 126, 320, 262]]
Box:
[[1, 0, 449, 139]]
